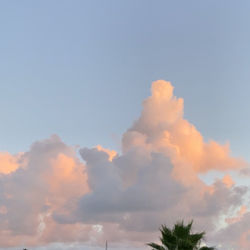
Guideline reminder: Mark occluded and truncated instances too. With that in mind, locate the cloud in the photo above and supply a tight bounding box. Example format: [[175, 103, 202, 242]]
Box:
[[57, 80, 249, 248], [123, 80, 245, 175], [0, 152, 20, 174], [213, 211, 250, 250], [0, 135, 89, 246], [0, 80, 248, 249], [71, 147, 247, 239]]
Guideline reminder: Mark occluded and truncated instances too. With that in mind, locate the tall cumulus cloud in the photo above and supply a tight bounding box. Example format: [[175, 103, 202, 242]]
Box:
[[0, 80, 249, 249]]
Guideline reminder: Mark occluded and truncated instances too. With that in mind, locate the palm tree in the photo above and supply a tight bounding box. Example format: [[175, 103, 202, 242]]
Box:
[[147, 221, 215, 250]]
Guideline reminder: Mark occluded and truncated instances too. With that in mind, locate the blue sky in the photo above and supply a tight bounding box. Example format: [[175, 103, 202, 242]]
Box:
[[0, 0, 250, 160]]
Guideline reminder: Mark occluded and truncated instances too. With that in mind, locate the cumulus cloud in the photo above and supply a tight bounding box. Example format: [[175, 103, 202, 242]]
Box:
[[0, 152, 20, 174], [0, 80, 249, 250], [0, 135, 89, 246], [123, 80, 245, 175], [59, 80, 249, 248]]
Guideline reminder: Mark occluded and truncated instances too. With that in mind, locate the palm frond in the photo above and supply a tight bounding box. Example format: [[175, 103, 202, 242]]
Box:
[[147, 242, 166, 250], [199, 247, 216, 250]]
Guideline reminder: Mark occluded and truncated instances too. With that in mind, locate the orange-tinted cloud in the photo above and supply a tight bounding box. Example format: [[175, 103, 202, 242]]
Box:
[[96, 145, 117, 161], [0, 152, 19, 174], [123, 80, 245, 178], [0, 136, 90, 247], [222, 174, 235, 188], [49, 153, 88, 197], [0, 81, 247, 250]]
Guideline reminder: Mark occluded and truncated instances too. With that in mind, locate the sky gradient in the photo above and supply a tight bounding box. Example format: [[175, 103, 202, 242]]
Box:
[[0, 1, 250, 249]]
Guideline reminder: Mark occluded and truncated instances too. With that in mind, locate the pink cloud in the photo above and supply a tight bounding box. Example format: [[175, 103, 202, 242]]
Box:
[[0, 81, 248, 250]]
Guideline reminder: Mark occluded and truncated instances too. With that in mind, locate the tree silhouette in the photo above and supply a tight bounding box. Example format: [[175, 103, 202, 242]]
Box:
[[148, 221, 215, 250]]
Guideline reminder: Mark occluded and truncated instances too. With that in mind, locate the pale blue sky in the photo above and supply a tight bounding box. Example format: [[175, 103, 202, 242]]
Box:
[[0, 0, 250, 161]]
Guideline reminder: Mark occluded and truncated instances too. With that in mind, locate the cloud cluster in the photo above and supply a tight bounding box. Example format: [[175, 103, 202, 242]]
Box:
[[0, 80, 249, 249], [0, 135, 89, 246]]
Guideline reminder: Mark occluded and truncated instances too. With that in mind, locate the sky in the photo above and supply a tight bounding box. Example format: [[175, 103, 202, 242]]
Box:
[[0, 1, 250, 249]]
